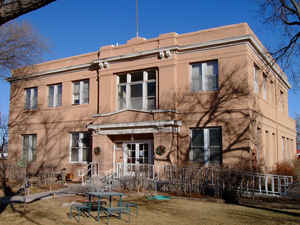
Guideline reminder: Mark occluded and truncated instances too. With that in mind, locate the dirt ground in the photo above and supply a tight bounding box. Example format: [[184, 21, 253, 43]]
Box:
[[0, 193, 299, 225]]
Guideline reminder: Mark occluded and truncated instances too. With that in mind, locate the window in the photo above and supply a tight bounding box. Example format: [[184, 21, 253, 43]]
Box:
[[70, 132, 90, 163], [72, 80, 89, 105], [254, 65, 259, 94], [48, 83, 62, 107], [25, 87, 38, 110], [189, 127, 222, 164], [117, 69, 156, 110], [262, 74, 267, 100], [22, 134, 37, 162], [269, 80, 273, 104], [191, 60, 218, 92], [279, 90, 284, 112], [282, 137, 285, 160]]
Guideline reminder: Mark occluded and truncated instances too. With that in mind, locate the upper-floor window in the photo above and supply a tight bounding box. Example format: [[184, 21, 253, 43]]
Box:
[[72, 79, 89, 105], [262, 74, 267, 100], [191, 60, 218, 92], [279, 90, 284, 112], [25, 87, 38, 110], [48, 83, 62, 107], [189, 127, 222, 164], [282, 136, 285, 159], [22, 134, 37, 162], [269, 80, 273, 104], [117, 69, 156, 110], [254, 65, 259, 94], [70, 132, 90, 163]]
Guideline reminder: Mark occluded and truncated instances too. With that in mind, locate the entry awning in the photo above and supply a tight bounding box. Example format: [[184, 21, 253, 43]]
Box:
[[87, 120, 182, 135]]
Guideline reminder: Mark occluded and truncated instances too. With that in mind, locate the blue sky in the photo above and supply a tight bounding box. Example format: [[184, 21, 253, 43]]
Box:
[[0, 0, 299, 118]]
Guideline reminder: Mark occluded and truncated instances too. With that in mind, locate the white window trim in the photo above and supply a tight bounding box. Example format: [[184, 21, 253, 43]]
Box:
[[72, 80, 89, 105], [191, 60, 219, 92], [189, 127, 222, 165], [69, 132, 89, 163], [117, 70, 156, 110], [22, 134, 36, 162], [48, 83, 62, 107], [25, 87, 37, 110]]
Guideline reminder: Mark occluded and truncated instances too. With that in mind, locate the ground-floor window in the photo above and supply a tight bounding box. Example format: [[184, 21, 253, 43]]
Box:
[[22, 134, 37, 162], [190, 127, 222, 164], [70, 132, 90, 163]]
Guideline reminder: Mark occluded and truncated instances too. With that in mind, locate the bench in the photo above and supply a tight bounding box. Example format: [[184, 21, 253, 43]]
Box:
[[102, 206, 131, 224], [69, 202, 91, 222]]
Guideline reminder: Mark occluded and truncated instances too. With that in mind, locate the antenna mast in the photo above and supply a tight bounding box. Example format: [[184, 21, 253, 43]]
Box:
[[136, 0, 139, 38]]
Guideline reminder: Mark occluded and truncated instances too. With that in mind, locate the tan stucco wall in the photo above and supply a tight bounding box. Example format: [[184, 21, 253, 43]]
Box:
[[8, 23, 296, 179]]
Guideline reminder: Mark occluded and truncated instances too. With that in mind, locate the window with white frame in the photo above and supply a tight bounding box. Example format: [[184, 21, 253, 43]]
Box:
[[22, 134, 37, 162], [254, 65, 259, 94], [70, 132, 90, 163], [191, 60, 218, 92], [189, 127, 222, 164], [25, 87, 38, 110], [117, 69, 156, 110], [72, 80, 89, 105], [48, 83, 62, 107], [262, 74, 267, 100]]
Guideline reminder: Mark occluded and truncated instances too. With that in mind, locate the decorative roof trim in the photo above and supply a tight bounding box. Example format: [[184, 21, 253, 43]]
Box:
[[8, 35, 290, 88]]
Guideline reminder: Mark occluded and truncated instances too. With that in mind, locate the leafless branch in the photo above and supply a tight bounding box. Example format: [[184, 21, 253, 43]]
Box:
[[0, 21, 48, 78], [0, 0, 56, 26]]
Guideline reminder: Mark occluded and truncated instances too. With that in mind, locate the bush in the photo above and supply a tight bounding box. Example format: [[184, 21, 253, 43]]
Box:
[[271, 161, 296, 177]]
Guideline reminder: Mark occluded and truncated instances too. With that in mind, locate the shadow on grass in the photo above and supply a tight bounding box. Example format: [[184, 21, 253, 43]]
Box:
[[238, 203, 300, 218]]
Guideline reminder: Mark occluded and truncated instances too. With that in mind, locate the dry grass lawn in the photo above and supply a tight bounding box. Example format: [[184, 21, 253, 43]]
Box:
[[0, 194, 299, 225]]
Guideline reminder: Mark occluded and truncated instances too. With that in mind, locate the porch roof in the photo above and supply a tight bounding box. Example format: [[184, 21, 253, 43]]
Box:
[[87, 120, 182, 135]]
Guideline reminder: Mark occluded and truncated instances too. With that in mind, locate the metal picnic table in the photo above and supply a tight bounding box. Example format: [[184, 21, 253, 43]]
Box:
[[88, 191, 124, 222]]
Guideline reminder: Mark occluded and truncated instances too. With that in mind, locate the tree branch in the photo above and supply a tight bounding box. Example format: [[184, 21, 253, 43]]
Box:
[[0, 0, 56, 26], [280, 0, 297, 14], [290, 0, 300, 20]]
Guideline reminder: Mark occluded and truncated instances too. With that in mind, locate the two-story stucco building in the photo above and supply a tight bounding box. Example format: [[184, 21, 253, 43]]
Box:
[[7, 23, 296, 179]]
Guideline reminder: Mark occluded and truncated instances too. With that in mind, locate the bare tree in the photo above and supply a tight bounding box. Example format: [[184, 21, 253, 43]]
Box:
[[0, 113, 8, 154], [296, 114, 300, 150], [260, 0, 300, 83], [0, 21, 47, 78], [0, 0, 56, 26]]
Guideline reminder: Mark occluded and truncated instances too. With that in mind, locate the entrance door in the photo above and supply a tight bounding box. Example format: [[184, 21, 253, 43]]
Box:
[[123, 141, 153, 176]]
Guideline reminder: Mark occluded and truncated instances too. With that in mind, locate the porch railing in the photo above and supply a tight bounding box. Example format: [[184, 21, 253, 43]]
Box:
[[115, 163, 294, 196], [78, 162, 100, 185]]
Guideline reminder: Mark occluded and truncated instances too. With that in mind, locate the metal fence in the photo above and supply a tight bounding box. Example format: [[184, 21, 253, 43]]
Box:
[[115, 163, 294, 197]]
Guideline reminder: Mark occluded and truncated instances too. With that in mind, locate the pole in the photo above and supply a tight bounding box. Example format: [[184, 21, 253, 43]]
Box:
[[136, 0, 139, 38]]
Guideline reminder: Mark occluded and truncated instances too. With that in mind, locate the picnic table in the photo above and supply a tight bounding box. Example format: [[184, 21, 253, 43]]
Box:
[[88, 191, 124, 222]]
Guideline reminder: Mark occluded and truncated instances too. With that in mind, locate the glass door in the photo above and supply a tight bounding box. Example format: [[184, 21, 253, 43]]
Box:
[[123, 141, 153, 175]]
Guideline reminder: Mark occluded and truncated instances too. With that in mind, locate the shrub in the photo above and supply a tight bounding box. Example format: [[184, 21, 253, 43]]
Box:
[[271, 161, 296, 177]]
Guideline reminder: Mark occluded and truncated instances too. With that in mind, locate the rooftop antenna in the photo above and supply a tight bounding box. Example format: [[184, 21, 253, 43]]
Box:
[[136, 0, 139, 38]]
